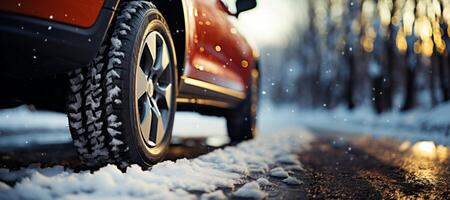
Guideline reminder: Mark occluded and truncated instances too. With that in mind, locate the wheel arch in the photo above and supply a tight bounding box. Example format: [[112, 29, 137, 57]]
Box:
[[151, 0, 187, 82]]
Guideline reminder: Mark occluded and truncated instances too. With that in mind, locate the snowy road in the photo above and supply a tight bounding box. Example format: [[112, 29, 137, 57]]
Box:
[[0, 107, 449, 199], [1, 129, 449, 199], [0, 128, 312, 200]]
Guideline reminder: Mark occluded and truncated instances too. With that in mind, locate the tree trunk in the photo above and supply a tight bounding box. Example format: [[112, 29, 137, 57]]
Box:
[[402, 67, 416, 111], [439, 53, 450, 101], [429, 55, 439, 107], [384, 42, 394, 111], [346, 55, 355, 109]]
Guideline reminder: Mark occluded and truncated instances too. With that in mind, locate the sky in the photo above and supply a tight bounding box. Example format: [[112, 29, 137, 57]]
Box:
[[236, 0, 308, 47]]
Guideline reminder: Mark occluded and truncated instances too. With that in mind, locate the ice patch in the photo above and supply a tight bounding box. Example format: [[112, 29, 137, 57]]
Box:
[[233, 181, 267, 200]]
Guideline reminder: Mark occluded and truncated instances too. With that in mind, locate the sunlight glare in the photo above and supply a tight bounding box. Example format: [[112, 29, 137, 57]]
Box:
[[237, 0, 307, 47], [412, 141, 436, 158]]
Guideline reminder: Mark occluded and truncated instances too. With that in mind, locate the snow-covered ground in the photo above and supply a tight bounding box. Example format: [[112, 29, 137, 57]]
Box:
[[1, 100, 449, 199], [0, 126, 312, 199], [2, 100, 449, 148], [258, 101, 450, 146], [0, 106, 229, 147], [0, 105, 313, 199]]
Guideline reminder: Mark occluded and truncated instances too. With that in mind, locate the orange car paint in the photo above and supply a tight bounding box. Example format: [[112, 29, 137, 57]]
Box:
[[0, 0, 255, 96], [0, 0, 104, 28], [183, 0, 256, 95]]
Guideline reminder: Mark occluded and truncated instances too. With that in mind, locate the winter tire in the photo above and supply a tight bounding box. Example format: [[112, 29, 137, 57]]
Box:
[[67, 1, 177, 168], [226, 68, 260, 142]]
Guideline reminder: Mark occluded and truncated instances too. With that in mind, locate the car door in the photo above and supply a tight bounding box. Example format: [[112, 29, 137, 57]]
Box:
[[181, 0, 255, 101]]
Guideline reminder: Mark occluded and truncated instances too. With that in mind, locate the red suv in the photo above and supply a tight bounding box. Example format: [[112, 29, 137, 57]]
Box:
[[0, 0, 259, 168]]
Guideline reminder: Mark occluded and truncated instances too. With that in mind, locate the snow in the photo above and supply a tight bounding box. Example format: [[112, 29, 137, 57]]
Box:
[[258, 101, 450, 146], [256, 178, 271, 186], [233, 181, 267, 200], [0, 182, 9, 190], [0, 108, 227, 148], [0, 127, 313, 199], [110, 37, 122, 49], [285, 164, 305, 171], [119, 30, 128, 36], [119, 23, 131, 31], [0, 106, 70, 147], [269, 167, 289, 178], [275, 154, 301, 165], [106, 64, 121, 79], [0, 106, 67, 131], [0, 165, 68, 183], [282, 176, 303, 185], [200, 190, 226, 200], [368, 59, 381, 77], [107, 127, 122, 136], [110, 138, 124, 146]]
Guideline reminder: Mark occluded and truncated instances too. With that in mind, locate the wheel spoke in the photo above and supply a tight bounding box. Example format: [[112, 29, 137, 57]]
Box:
[[155, 111, 165, 145], [153, 37, 170, 78], [136, 65, 148, 98], [145, 32, 157, 65], [154, 62, 164, 78], [139, 97, 152, 142], [161, 42, 170, 71], [155, 83, 172, 109], [149, 98, 165, 145]]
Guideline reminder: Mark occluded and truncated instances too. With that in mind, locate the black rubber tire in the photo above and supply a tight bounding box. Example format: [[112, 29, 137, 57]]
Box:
[[67, 1, 177, 169], [226, 68, 260, 142]]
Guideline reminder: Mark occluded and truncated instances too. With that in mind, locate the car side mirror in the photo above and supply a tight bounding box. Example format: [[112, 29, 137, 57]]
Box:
[[235, 0, 257, 17]]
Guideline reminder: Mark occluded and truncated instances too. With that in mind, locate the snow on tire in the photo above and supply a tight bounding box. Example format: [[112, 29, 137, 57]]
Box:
[[67, 1, 176, 169]]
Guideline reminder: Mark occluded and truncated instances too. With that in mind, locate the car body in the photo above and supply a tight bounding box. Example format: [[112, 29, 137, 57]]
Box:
[[0, 0, 259, 167], [0, 0, 257, 112]]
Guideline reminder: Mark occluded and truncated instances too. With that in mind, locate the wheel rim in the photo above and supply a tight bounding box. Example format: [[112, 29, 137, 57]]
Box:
[[136, 31, 173, 148]]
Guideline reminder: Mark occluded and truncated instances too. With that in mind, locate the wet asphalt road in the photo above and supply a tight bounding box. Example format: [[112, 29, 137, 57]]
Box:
[[298, 132, 450, 199], [0, 130, 449, 199]]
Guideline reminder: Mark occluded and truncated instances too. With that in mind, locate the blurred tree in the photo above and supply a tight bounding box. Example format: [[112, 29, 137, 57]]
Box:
[[276, 0, 450, 113]]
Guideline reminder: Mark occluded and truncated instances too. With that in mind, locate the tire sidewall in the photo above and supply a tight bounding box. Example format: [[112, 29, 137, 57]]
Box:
[[121, 9, 178, 166]]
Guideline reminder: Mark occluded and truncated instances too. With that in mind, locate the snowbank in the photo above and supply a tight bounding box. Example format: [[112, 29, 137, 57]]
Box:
[[0, 107, 71, 147], [0, 106, 68, 131], [0, 129, 313, 199], [0, 107, 228, 147], [258, 101, 450, 146]]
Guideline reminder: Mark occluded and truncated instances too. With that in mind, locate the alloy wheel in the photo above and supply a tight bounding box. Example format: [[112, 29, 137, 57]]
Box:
[[136, 31, 173, 148]]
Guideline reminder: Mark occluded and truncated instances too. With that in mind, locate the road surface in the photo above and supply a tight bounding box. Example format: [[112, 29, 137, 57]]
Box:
[[1, 127, 448, 199]]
